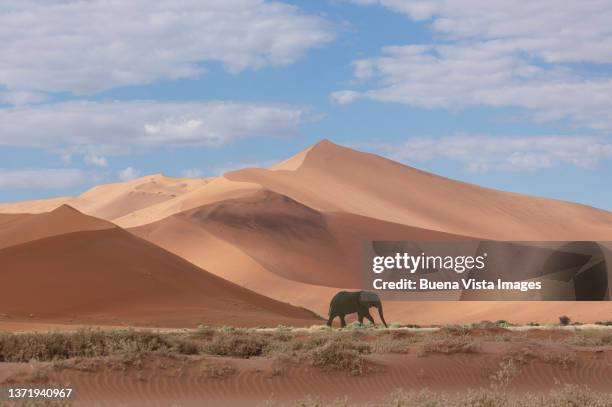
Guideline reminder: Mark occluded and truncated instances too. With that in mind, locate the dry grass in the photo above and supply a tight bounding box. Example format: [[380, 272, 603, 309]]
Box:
[[305, 335, 371, 376], [262, 385, 612, 406], [564, 330, 612, 346], [201, 359, 236, 379], [371, 337, 414, 354], [1, 325, 609, 381], [203, 330, 269, 358], [0, 329, 198, 362], [419, 335, 480, 356]]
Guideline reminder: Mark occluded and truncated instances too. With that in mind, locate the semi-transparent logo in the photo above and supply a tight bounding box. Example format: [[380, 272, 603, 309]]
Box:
[[362, 241, 611, 301]]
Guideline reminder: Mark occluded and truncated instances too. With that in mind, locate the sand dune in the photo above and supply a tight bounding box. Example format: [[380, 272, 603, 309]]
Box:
[[0, 208, 320, 328], [130, 189, 467, 315], [0, 204, 115, 250], [115, 176, 262, 228], [2, 140, 612, 325], [130, 187, 611, 323], [226, 140, 612, 240], [131, 214, 340, 317], [0, 174, 210, 221]]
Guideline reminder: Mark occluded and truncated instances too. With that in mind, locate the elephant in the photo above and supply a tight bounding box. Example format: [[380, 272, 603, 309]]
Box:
[[327, 291, 388, 328]]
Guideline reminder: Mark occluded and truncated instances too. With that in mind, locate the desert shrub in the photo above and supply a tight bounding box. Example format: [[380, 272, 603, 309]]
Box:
[[490, 358, 521, 390], [471, 320, 497, 329], [291, 335, 325, 352], [291, 332, 371, 375], [371, 332, 419, 354], [273, 385, 612, 406], [495, 319, 513, 328], [263, 330, 294, 343], [203, 331, 268, 358], [595, 320, 612, 326], [502, 347, 536, 367], [371, 338, 413, 354], [201, 360, 236, 379], [0, 330, 198, 362], [306, 336, 371, 375], [342, 321, 369, 330], [275, 325, 292, 332], [439, 324, 470, 335], [541, 352, 576, 368], [559, 315, 571, 326], [565, 331, 612, 346], [420, 335, 480, 355], [191, 325, 215, 339], [471, 320, 514, 330], [516, 385, 612, 407]]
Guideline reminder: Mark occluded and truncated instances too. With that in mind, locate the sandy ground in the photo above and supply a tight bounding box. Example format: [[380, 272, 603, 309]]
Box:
[[0, 328, 610, 406]]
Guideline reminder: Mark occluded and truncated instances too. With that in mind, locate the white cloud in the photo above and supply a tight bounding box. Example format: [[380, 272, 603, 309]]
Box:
[[340, 1, 612, 131], [118, 167, 141, 181], [83, 155, 108, 167], [180, 169, 206, 178], [0, 169, 87, 189], [330, 90, 361, 105], [0, 0, 332, 95], [365, 134, 612, 172], [351, 1, 612, 63], [0, 90, 48, 106], [0, 101, 311, 154]]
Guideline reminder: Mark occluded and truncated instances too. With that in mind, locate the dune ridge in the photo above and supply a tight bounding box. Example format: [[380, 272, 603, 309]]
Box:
[[225, 140, 612, 240], [0, 174, 210, 221], [0, 204, 115, 250]]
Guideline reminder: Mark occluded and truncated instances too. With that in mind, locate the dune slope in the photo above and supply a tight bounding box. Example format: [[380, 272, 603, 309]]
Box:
[[226, 140, 612, 240], [0, 208, 320, 328], [130, 189, 470, 315], [0, 204, 114, 249]]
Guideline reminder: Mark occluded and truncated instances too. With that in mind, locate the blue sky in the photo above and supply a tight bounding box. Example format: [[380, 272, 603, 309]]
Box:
[[1, 1, 611, 210]]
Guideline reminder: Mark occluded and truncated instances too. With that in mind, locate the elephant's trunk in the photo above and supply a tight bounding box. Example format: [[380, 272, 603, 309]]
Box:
[[376, 303, 388, 328]]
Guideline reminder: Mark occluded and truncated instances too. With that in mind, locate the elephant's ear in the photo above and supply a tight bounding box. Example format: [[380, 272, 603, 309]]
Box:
[[360, 291, 379, 302]]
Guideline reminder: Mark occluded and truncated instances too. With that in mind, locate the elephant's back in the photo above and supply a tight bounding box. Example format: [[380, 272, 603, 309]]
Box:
[[329, 290, 349, 305]]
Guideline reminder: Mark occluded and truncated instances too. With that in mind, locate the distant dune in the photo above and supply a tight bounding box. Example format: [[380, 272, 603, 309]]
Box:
[[225, 140, 612, 241], [0, 207, 320, 328], [0, 174, 210, 221], [130, 189, 467, 316], [115, 176, 262, 228], [1, 140, 611, 326]]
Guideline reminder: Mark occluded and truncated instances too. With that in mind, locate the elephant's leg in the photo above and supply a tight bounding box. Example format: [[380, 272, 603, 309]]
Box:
[[365, 310, 376, 326], [326, 314, 335, 327], [340, 315, 347, 328], [358, 312, 364, 325]]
